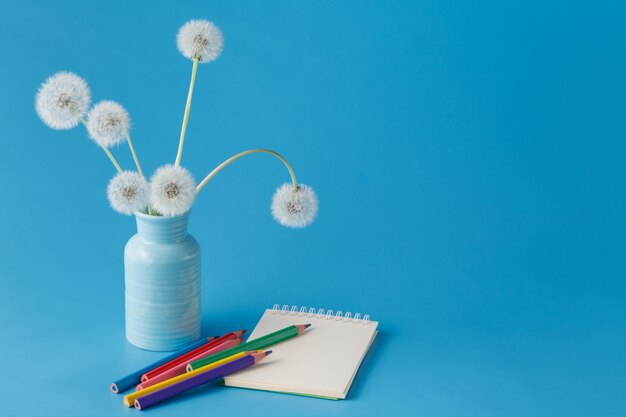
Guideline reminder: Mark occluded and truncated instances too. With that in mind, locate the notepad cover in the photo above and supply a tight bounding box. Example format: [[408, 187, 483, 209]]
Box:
[[222, 308, 378, 399]]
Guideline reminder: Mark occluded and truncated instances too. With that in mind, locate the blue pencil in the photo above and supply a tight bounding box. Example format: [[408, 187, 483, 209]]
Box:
[[110, 337, 215, 393]]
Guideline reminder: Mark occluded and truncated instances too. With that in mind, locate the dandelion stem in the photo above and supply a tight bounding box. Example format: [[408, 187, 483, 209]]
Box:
[[123, 132, 155, 215], [175, 57, 199, 167], [102, 147, 123, 173], [126, 132, 144, 177], [196, 149, 298, 193], [80, 118, 123, 173]]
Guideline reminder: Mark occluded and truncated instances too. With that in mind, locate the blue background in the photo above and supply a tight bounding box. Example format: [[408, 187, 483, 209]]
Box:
[[0, 1, 624, 416]]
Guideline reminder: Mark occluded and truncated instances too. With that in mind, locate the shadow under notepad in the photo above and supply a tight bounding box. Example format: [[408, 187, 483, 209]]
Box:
[[344, 330, 386, 400]]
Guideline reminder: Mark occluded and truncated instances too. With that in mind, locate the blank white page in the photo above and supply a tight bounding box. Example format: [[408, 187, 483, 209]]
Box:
[[223, 308, 378, 399]]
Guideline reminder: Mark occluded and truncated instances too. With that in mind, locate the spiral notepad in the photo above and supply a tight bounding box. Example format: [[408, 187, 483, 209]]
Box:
[[222, 304, 378, 399]]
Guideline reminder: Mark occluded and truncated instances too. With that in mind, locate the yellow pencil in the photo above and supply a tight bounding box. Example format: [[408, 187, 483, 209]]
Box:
[[123, 351, 254, 407]]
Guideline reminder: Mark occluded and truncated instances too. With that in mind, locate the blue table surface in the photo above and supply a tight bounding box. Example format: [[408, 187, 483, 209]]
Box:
[[1, 1, 625, 416]]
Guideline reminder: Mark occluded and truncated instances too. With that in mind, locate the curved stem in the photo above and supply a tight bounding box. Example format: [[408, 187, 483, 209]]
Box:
[[80, 118, 122, 173], [175, 57, 199, 167], [126, 132, 144, 177], [196, 149, 298, 193]]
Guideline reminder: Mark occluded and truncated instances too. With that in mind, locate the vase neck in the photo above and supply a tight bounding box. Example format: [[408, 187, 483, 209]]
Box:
[[135, 213, 189, 242]]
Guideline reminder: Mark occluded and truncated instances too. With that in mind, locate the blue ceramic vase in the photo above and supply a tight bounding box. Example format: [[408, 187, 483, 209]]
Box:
[[124, 211, 201, 351]]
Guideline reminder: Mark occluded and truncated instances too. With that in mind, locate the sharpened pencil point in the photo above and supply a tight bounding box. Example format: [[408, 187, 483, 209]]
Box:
[[295, 323, 311, 334], [265, 350, 273, 356]]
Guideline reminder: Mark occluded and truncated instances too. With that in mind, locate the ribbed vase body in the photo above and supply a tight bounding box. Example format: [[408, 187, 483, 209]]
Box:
[[124, 212, 201, 351]]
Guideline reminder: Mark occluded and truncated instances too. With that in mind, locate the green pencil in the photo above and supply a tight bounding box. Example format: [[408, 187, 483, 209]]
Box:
[[186, 324, 310, 371]]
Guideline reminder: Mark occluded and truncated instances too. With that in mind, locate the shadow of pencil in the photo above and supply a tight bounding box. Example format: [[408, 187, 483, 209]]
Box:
[[145, 380, 224, 410]]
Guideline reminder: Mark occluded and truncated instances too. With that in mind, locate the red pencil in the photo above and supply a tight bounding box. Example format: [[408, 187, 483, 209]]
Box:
[[141, 330, 246, 382], [136, 337, 243, 390]]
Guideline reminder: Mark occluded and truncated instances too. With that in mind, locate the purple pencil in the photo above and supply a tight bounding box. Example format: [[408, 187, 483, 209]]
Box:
[[134, 351, 271, 410]]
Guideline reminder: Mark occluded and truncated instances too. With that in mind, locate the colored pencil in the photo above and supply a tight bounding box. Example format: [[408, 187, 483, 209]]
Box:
[[141, 329, 246, 382], [109, 336, 216, 393], [135, 351, 271, 410], [187, 324, 310, 371], [123, 351, 254, 407], [137, 337, 243, 390]]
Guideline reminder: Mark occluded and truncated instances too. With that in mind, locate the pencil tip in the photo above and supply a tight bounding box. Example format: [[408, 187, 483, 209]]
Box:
[[296, 323, 311, 334], [265, 350, 273, 356]]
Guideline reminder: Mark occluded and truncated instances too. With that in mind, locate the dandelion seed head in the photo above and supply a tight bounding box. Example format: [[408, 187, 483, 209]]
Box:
[[164, 183, 181, 199], [107, 171, 149, 215], [35, 71, 91, 130], [271, 184, 318, 228], [177, 19, 223, 63], [86, 101, 130, 148], [150, 165, 197, 216]]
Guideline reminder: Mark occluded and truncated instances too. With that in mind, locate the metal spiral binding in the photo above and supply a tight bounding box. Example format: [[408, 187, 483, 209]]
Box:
[[271, 304, 371, 324]]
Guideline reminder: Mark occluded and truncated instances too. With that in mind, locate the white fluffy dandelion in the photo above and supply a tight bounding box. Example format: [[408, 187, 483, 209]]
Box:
[[107, 171, 149, 215], [177, 19, 223, 62], [271, 184, 318, 228], [86, 101, 131, 148], [35, 71, 91, 129], [150, 165, 197, 216]]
